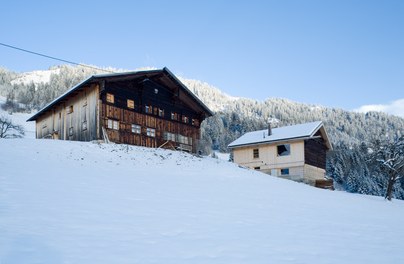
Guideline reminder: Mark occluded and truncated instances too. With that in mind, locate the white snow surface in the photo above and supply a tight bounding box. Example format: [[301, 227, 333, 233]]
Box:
[[228, 121, 322, 148], [1, 139, 404, 264], [0, 96, 36, 138]]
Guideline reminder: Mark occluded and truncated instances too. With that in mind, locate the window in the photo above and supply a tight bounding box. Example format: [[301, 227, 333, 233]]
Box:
[[127, 99, 135, 109], [253, 148, 259, 159], [146, 128, 155, 137], [281, 168, 290, 175], [164, 132, 176, 141], [131, 124, 141, 134], [192, 119, 200, 126], [107, 119, 119, 130], [67, 105, 73, 114], [277, 144, 291, 156], [254, 166, 261, 170], [145, 105, 153, 114], [171, 112, 178, 121], [106, 93, 114, 103], [69, 127, 73, 136], [158, 108, 164, 117], [178, 134, 189, 144], [82, 121, 87, 131], [113, 120, 119, 130], [182, 116, 189, 123]]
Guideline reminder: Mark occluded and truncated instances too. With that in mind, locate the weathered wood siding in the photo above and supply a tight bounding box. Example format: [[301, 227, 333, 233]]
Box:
[[35, 84, 99, 141]]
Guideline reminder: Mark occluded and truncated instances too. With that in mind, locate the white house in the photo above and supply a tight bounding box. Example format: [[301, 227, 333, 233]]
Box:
[[228, 121, 333, 187]]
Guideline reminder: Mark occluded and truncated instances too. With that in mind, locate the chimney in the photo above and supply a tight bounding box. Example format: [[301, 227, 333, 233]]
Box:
[[268, 122, 272, 136], [267, 116, 279, 136]]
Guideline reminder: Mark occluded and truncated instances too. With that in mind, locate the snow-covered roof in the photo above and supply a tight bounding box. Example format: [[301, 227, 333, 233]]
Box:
[[228, 121, 332, 150]]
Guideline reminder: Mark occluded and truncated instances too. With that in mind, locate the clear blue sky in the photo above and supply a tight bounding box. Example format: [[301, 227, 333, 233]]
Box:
[[1, 0, 403, 111]]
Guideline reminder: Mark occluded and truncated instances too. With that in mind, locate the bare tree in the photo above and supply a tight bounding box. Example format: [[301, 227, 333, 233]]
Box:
[[370, 136, 404, 201], [0, 115, 25, 138]]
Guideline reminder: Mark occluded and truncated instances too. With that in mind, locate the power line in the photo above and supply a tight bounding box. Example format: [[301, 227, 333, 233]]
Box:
[[0, 42, 116, 73]]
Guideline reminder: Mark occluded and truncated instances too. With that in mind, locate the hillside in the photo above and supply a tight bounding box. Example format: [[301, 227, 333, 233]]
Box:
[[1, 65, 404, 199], [1, 65, 403, 149], [1, 139, 404, 263]]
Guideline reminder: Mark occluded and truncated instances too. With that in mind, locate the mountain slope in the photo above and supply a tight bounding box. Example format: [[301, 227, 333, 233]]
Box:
[[2, 65, 402, 149], [1, 139, 404, 263]]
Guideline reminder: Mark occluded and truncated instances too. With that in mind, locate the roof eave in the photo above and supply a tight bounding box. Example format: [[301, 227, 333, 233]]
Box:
[[228, 135, 312, 149], [27, 76, 94, 121], [162, 67, 214, 117]]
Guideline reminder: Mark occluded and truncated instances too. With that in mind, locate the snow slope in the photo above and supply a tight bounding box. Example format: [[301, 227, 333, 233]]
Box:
[[10, 68, 60, 85], [1, 139, 404, 264]]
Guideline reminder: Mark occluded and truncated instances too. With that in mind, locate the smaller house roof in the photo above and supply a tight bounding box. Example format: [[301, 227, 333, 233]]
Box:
[[228, 121, 332, 150]]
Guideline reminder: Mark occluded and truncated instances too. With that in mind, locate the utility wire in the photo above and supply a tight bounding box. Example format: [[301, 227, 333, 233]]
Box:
[[0, 42, 116, 73]]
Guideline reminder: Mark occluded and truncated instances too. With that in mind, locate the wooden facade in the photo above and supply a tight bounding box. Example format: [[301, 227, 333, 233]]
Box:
[[28, 68, 213, 153]]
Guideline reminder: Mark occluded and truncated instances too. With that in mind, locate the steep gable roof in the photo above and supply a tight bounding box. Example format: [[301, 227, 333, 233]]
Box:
[[228, 121, 332, 150], [27, 67, 213, 121]]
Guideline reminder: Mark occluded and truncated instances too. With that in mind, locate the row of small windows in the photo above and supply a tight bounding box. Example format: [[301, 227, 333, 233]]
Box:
[[252, 144, 291, 159], [107, 119, 190, 143], [107, 119, 156, 138], [145, 105, 165, 118], [106, 93, 199, 126], [163, 132, 193, 145]]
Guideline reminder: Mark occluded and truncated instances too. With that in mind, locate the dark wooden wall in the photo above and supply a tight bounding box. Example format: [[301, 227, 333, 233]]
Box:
[[304, 138, 327, 169], [100, 78, 203, 152], [102, 104, 200, 152], [101, 79, 203, 122]]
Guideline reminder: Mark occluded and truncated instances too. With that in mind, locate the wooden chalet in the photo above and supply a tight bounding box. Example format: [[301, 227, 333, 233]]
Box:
[[228, 121, 333, 188], [27, 68, 213, 153]]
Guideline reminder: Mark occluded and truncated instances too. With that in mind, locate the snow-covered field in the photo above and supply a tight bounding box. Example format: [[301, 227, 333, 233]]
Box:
[[0, 96, 36, 139], [1, 139, 404, 264]]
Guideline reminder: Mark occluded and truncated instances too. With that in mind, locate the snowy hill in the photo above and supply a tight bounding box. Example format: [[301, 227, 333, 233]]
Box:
[[1, 139, 404, 263], [10, 68, 61, 85]]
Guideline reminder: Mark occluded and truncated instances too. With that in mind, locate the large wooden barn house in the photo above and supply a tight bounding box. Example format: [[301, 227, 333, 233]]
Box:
[[228, 121, 333, 188], [27, 68, 213, 153]]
